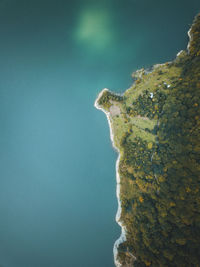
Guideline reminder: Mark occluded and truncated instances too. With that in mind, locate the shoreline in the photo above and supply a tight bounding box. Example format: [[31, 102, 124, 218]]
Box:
[[94, 20, 195, 267], [187, 28, 192, 52], [94, 88, 127, 267]]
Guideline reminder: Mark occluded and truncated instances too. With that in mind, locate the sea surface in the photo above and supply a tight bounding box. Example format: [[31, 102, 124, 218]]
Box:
[[0, 1, 199, 266]]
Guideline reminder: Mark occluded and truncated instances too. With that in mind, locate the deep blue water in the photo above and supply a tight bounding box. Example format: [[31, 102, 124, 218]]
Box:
[[0, 1, 199, 266]]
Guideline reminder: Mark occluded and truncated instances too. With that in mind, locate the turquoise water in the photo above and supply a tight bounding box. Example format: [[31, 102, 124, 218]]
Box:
[[0, 1, 199, 266]]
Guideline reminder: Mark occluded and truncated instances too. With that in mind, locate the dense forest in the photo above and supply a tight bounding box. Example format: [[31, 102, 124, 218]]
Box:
[[97, 14, 200, 267]]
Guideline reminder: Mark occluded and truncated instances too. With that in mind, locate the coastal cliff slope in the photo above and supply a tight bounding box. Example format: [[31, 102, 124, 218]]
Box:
[[95, 14, 200, 267]]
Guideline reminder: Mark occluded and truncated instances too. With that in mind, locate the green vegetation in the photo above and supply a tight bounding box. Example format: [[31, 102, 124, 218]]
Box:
[[96, 14, 200, 267], [97, 89, 123, 110]]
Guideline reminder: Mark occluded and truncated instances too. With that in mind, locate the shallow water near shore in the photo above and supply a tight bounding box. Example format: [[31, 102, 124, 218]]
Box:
[[0, 1, 199, 266]]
